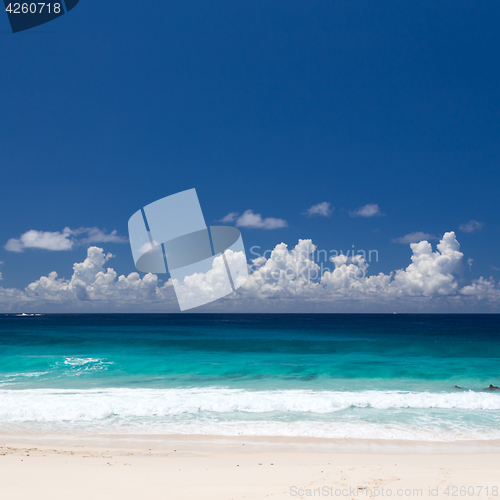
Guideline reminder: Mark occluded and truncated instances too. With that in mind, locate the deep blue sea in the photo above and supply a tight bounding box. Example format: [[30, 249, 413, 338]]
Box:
[[0, 314, 499, 441]]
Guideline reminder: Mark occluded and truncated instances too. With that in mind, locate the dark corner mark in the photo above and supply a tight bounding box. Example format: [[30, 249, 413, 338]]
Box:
[[3, 0, 79, 33]]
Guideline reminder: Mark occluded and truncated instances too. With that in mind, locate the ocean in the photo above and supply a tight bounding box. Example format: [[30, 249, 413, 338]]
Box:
[[0, 314, 499, 441]]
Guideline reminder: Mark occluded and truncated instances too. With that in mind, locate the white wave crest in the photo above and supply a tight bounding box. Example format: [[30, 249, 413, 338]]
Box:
[[0, 388, 498, 415], [57, 358, 113, 375], [63, 357, 107, 366]]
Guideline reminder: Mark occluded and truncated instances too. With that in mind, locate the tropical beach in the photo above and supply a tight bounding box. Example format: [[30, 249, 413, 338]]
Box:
[[1, 314, 499, 499], [2, 0, 500, 498]]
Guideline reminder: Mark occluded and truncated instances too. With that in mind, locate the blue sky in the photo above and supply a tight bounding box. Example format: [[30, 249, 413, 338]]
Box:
[[1, 1, 499, 312]]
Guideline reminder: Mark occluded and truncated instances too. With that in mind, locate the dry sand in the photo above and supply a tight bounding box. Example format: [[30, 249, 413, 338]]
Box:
[[0, 435, 499, 500]]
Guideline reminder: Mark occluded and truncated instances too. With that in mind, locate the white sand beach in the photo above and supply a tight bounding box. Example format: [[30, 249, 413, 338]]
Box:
[[1, 435, 499, 500]]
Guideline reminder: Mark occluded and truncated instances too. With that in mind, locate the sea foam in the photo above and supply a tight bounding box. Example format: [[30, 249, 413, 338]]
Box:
[[0, 387, 498, 441]]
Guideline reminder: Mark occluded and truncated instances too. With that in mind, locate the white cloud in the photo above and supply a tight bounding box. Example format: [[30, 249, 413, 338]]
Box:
[[72, 227, 128, 245], [240, 232, 466, 302], [221, 210, 288, 230], [5, 239, 24, 253], [392, 232, 437, 244], [349, 204, 384, 218], [172, 249, 247, 310], [1, 232, 499, 313], [460, 277, 500, 301], [16, 246, 173, 310], [388, 232, 464, 296], [243, 239, 322, 299], [4, 227, 127, 253], [304, 202, 333, 217], [5, 228, 74, 252], [219, 212, 239, 223], [459, 220, 484, 233]]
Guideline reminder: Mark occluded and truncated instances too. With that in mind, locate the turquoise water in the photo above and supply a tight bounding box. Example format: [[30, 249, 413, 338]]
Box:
[[0, 314, 499, 440]]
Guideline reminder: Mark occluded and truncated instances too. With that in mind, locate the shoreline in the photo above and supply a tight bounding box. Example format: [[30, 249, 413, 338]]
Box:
[[2, 433, 500, 454]]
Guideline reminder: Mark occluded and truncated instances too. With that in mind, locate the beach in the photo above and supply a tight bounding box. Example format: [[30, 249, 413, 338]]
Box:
[[1, 435, 500, 500], [1, 314, 499, 498]]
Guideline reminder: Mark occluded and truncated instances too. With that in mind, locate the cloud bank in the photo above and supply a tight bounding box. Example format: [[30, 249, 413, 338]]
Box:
[[0, 232, 499, 313]]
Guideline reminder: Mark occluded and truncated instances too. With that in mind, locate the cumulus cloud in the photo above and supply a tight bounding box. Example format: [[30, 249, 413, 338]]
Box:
[[459, 220, 484, 233], [1, 232, 499, 313], [349, 204, 384, 218], [392, 232, 437, 244], [4, 227, 127, 252], [241, 232, 466, 303], [172, 249, 247, 310], [237, 232, 499, 310], [389, 233, 464, 296], [220, 210, 287, 229], [304, 202, 333, 217], [0, 246, 173, 311], [460, 277, 500, 300], [243, 239, 322, 299]]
